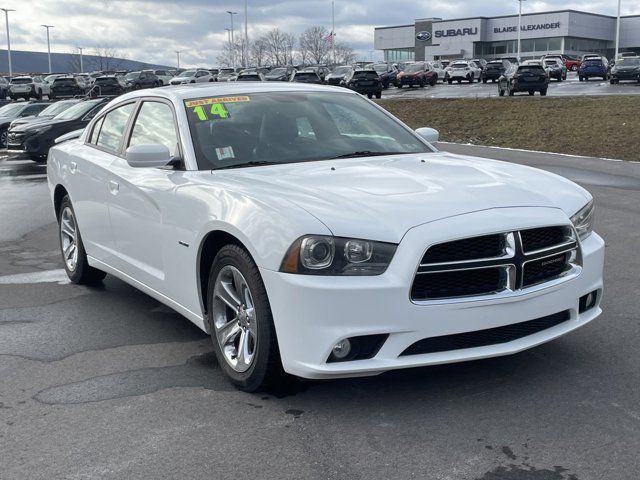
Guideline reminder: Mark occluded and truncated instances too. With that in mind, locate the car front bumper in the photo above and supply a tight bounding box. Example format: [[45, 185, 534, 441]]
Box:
[[260, 207, 605, 379]]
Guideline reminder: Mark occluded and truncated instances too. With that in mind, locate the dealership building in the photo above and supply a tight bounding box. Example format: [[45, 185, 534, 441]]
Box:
[[374, 10, 640, 62]]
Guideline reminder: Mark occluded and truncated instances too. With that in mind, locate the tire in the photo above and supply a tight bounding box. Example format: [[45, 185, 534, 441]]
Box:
[[430, 77, 436, 87], [447, 79, 452, 85], [134, 83, 141, 90], [36, 89, 43, 100], [207, 244, 285, 392], [58, 196, 107, 285], [528, 90, 534, 96], [419, 79, 425, 88], [540, 89, 547, 96], [508, 86, 514, 96], [557, 76, 562, 82], [0, 128, 7, 148], [457, 79, 461, 84], [482, 78, 487, 84], [610, 79, 615, 85], [375, 91, 382, 99], [29, 154, 47, 163], [579, 76, 583, 82], [498, 88, 505, 97]]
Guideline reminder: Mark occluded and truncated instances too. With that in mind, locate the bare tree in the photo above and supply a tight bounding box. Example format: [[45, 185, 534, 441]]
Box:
[[90, 46, 128, 71], [261, 29, 296, 66], [334, 42, 356, 65], [251, 38, 269, 67], [299, 26, 331, 65]]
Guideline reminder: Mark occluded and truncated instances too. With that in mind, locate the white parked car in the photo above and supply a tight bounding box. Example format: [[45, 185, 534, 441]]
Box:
[[426, 61, 447, 82], [169, 69, 214, 85], [446, 60, 482, 84], [151, 69, 175, 85], [9, 76, 49, 100], [47, 83, 604, 391]]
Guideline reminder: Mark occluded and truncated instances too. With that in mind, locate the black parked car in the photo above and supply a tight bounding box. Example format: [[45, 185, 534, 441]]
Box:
[[325, 66, 354, 86], [9, 99, 80, 129], [91, 76, 126, 95], [50, 76, 83, 99], [6, 97, 110, 162], [610, 56, 640, 84], [0, 76, 9, 99], [291, 70, 324, 84], [0, 101, 50, 148], [498, 62, 549, 96], [264, 66, 296, 81], [345, 69, 383, 99], [482, 59, 511, 83], [123, 71, 161, 90], [372, 63, 398, 89]]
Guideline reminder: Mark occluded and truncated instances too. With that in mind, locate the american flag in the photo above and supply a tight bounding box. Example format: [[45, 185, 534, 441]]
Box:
[[326, 31, 335, 43]]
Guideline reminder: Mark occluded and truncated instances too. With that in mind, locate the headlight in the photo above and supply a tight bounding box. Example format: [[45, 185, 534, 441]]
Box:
[[570, 200, 595, 241], [280, 235, 397, 276]]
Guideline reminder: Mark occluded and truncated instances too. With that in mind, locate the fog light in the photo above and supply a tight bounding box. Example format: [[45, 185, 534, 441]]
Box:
[[331, 339, 352, 360], [579, 290, 598, 313]]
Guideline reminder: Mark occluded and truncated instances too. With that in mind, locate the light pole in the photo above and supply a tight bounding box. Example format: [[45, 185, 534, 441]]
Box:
[[175, 50, 182, 69], [1, 8, 14, 77], [332, 1, 336, 66], [516, 0, 526, 61], [41, 25, 54, 73], [77, 46, 84, 72], [615, 0, 621, 60], [227, 11, 238, 67], [225, 28, 232, 67], [244, 0, 248, 68]]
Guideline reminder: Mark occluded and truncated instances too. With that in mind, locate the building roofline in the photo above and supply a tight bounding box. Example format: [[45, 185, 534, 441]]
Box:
[[374, 24, 415, 31]]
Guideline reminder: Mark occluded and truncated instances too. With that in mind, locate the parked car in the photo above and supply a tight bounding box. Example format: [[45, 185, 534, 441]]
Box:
[[325, 65, 353, 86], [470, 58, 488, 71], [345, 69, 383, 98], [46, 83, 603, 392], [151, 69, 175, 85], [216, 68, 239, 82], [543, 54, 580, 72], [236, 72, 264, 82], [124, 71, 162, 90], [426, 61, 446, 83], [292, 70, 324, 84], [371, 63, 398, 89], [446, 61, 482, 84], [9, 99, 80, 129], [578, 57, 609, 81], [74, 74, 92, 92], [609, 56, 640, 84], [440, 59, 451, 69], [50, 76, 84, 99], [208, 68, 220, 80], [543, 58, 567, 81], [9, 76, 48, 100], [482, 59, 511, 83], [91, 76, 127, 95], [498, 62, 549, 96], [264, 66, 296, 82], [0, 76, 9, 99], [0, 101, 50, 147], [304, 65, 331, 79], [500, 56, 520, 66], [396, 62, 437, 88], [7, 97, 110, 162], [169, 69, 214, 85]]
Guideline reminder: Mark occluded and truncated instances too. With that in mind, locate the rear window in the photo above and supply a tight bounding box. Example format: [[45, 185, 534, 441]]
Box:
[[295, 72, 319, 79], [584, 59, 603, 66], [12, 77, 32, 84], [97, 78, 118, 85], [54, 78, 76, 85], [353, 71, 379, 80], [518, 66, 545, 73], [451, 63, 468, 68]]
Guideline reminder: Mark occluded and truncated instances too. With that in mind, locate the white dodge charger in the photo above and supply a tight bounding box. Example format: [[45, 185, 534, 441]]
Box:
[[47, 83, 604, 391]]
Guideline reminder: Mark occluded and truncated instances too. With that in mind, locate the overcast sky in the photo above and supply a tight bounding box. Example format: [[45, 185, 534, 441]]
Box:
[[4, 0, 639, 67]]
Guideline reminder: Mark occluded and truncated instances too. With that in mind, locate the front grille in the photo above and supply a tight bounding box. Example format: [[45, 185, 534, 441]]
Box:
[[520, 226, 567, 253], [523, 252, 570, 287], [411, 267, 506, 300], [421, 234, 506, 264], [411, 226, 579, 301], [400, 310, 571, 356]]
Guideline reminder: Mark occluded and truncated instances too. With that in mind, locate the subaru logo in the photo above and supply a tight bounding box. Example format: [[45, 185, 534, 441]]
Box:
[[416, 31, 432, 41]]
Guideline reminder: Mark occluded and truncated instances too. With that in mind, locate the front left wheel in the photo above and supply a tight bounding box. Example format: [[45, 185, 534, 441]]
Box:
[[58, 196, 107, 284], [207, 244, 285, 392]]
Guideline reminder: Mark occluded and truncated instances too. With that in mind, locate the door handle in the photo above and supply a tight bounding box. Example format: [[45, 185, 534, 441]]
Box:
[[108, 180, 119, 195], [69, 161, 77, 174]]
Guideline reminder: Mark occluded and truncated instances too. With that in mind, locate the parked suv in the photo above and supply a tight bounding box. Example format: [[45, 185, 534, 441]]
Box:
[[609, 56, 640, 84], [396, 62, 437, 88], [292, 70, 324, 84], [482, 59, 511, 83], [325, 66, 353, 86], [169, 69, 214, 84], [9, 76, 47, 100], [345, 69, 383, 98], [151, 69, 174, 85], [50, 76, 83, 99], [123, 70, 161, 90], [578, 57, 609, 81], [91, 76, 127, 95], [372, 63, 398, 89], [543, 58, 567, 81], [446, 61, 482, 84], [498, 62, 549, 96]]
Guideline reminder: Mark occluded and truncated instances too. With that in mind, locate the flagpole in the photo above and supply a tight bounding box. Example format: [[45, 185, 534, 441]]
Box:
[[332, 1, 336, 65]]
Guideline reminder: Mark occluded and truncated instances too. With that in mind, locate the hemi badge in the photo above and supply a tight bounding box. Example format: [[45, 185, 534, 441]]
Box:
[[178, 241, 190, 247]]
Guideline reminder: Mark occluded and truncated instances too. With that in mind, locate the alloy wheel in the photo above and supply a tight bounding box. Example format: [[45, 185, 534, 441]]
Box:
[[60, 207, 79, 271], [212, 265, 257, 373], [0, 130, 7, 148]]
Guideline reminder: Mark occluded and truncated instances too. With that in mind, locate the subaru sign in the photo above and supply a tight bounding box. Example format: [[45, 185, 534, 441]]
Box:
[[416, 31, 432, 41]]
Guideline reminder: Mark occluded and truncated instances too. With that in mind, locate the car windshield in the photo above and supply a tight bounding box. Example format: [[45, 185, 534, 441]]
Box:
[[124, 72, 140, 80], [220, 68, 235, 74], [177, 70, 197, 78], [373, 65, 387, 74], [39, 101, 78, 116], [331, 67, 351, 75], [404, 64, 425, 73], [618, 57, 640, 66], [451, 63, 468, 68], [268, 68, 287, 76], [184, 91, 431, 170], [12, 77, 32, 84], [44, 75, 61, 83], [0, 103, 26, 116], [54, 101, 101, 120]]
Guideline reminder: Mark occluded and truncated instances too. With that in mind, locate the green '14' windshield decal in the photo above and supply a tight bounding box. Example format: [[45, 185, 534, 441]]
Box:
[[192, 103, 229, 121]]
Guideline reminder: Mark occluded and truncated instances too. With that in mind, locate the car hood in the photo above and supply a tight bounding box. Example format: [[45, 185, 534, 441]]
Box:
[[10, 116, 53, 129], [16, 118, 75, 133], [201, 152, 590, 243]]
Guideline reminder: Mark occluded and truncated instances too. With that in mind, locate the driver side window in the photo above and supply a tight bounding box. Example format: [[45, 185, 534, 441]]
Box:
[[128, 101, 179, 158]]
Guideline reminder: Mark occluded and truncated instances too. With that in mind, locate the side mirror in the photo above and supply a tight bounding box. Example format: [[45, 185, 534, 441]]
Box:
[[415, 127, 439, 143], [125, 144, 171, 168]]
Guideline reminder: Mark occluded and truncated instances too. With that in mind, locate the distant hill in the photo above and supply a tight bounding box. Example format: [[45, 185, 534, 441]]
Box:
[[0, 49, 172, 75]]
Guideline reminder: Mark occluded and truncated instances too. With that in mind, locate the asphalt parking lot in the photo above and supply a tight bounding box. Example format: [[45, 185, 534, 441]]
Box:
[[1, 146, 639, 480], [383, 72, 640, 99]]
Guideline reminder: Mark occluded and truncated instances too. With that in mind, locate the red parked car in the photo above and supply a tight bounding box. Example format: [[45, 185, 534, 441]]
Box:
[[542, 54, 581, 71], [395, 62, 438, 88]]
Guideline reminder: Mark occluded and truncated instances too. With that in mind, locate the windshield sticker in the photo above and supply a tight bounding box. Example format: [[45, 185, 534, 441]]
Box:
[[215, 146, 235, 161], [185, 96, 250, 108], [192, 103, 229, 121]]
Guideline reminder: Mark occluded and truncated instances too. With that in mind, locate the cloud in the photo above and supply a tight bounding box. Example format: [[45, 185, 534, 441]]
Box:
[[2, 0, 638, 67]]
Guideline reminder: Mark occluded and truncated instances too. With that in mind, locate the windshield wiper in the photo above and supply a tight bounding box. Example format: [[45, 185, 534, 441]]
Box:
[[213, 161, 282, 170], [329, 151, 407, 159]]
